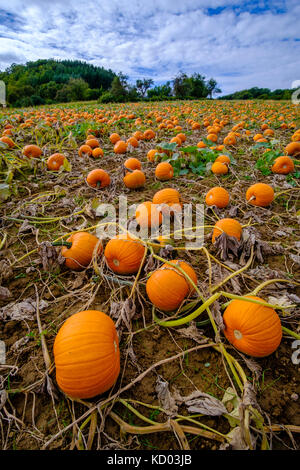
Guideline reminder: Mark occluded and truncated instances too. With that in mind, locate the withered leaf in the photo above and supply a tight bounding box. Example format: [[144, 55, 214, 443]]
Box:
[[155, 377, 178, 416], [174, 389, 227, 416]]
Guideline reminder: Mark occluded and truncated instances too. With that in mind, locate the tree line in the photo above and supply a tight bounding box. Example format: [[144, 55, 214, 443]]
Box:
[[0, 59, 295, 107], [220, 86, 296, 100], [0, 60, 222, 106]]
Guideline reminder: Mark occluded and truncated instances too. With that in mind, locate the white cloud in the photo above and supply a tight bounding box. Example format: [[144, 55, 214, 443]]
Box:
[[0, 0, 299, 94]]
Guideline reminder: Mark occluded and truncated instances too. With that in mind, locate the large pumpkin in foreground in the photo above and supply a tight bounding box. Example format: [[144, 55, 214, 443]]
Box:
[[54, 310, 120, 399], [223, 296, 282, 357]]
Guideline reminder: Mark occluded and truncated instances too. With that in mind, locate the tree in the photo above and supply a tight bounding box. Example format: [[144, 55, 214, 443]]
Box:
[[147, 82, 172, 100], [206, 78, 222, 99], [172, 72, 191, 99], [136, 78, 154, 98]]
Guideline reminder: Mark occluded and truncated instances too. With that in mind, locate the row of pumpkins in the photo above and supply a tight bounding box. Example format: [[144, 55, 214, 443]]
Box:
[[53, 184, 282, 400]]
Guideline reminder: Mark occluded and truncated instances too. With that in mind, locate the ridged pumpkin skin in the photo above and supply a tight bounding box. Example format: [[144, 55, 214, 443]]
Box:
[[246, 183, 274, 207], [135, 201, 162, 228], [86, 169, 110, 188], [223, 296, 282, 357], [104, 234, 146, 274], [47, 153, 66, 171], [146, 260, 197, 312], [205, 187, 229, 208], [155, 162, 174, 181], [22, 144, 42, 158], [271, 156, 294, 174], [124, 158, 141, 171], [285, 142, 300, 156], [61, 232, 103, 270], [212, 218, 242, 243], [123, 170, 146, 189], [54, 310, 120, 399], [152, 188, 182, 215], [211, 161, 228, 175]]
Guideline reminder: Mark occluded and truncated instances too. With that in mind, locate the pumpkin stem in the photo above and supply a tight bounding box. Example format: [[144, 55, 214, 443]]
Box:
[[52, 241, 72, 248]]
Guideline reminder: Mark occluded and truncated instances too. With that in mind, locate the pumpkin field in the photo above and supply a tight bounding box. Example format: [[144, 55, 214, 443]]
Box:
[[0, 99, 299, 451]]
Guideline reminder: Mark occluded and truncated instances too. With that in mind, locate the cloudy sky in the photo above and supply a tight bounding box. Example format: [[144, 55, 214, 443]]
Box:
[[0, 0, 299, 95]]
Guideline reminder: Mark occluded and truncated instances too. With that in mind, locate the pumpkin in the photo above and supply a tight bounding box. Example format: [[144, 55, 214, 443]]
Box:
[[127, 137, 139, 148], [109, 133, 121, 144], [143, 129, 155, 140], [92, 147, 104, 158], [246, 183, 274, 207], [223, 296, 282, 357], [215, 155, 230, 164], [78, 144, 92, 157], [212, 218, 242, 243], [135, 201, 162, 228], [211, 161, 228, 175], [205, 187, 230, 208], [22, 144, 42, 158], [271, 156, 294, 174], [53, 310, 120, 398], [147, 149, 158, 162], [146, 260, 197, 312], [104, 234, 146, 274], [123, 169, 146, 189], [152, 188, 182, 215], [124, 158, 142, 171], [0, 136, 15, 148], [155, 162, 174, 181], [47, 153, 66, 171], [114, 140, 127, 154], [58, 232, 103, 270], [285, 142, 300, 156], [86, 169, 110, 188], [85, 138, 99, 149]]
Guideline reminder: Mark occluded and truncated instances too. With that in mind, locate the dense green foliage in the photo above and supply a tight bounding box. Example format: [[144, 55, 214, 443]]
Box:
[[220, 87, 296, 100], [1, 58, 293, 107], [0, 59, 115, 106]]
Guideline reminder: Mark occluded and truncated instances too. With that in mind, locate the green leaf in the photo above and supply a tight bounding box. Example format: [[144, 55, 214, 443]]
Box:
[[0, 183, 11, 201], [0, 141, 9, 149], [62, 157, 72, 172]]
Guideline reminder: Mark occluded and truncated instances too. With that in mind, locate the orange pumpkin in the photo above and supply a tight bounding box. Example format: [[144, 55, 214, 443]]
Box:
[[123, 170, 146, 189], [211, 162, 228, 175], [86, 169, 110, 188], [53, 310, 120, 398], [285, 142, 300, 156], [0, 136, 15, 148], [124, 158, 142, 171], [92, 147, 104, 158], [135, 201, 162, 228], [85, 138, 99, 149], [152, 188, 181, 215], [212, 218, 242, 243], [78, 144, 93, 157], [114, 140, 127, 154], [223, 296, 282, 357], [215, 155, 230, 165], [47, 153, 66, 171], [155, 162, 174, 181], [104, 234, 146, 274], [109, 133, 121, 144], [271, 156, 294, 174], [58, 232, 103, 270], [143, 129, 155, 140], [205, 187, 230, 208], [22, 144, 42, 158], [146, 260, 197, 312], [246, 183, 274, 207]]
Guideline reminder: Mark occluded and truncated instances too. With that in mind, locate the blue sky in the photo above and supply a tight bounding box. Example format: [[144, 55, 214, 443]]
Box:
[[0, 0, 299, 95]]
